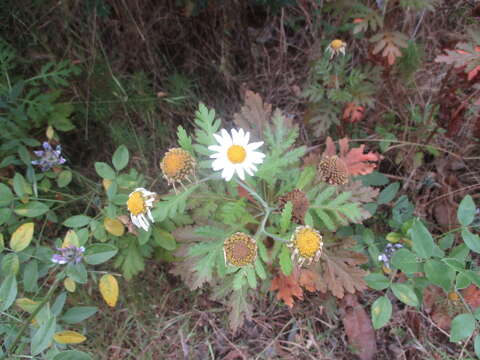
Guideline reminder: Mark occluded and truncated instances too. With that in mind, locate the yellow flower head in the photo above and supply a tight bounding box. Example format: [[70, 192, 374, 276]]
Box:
[[223, 232, 257, 267], [127, 188, 156, 231], [288, 226, 323, 266], [160, 148, 196, 186], [326, 39, 347, 59]]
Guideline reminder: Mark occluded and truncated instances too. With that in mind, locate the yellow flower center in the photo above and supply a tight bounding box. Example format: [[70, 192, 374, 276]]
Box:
[[331, 39, 344, 50], [294, 227, 322, 258], [127, 191, 146, 216], [162, 150, 188, 177], [227, 145, 247, 164]]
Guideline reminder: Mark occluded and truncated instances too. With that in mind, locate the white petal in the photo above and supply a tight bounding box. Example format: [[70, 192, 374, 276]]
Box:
[[220, 129, 233, 146], [222, 166, 235, 181], [131, 214, 140, 228], [249, 152, 265, 163], [213, 133, 225, 146], [147, 209, 154, 222], [247, 141, 263, 151], [212, 158, 226, 171], [244, 166, 254, 176], [209, 152, 223, 159], [236, 166, 245, 180], [243, 131, 250, 145]]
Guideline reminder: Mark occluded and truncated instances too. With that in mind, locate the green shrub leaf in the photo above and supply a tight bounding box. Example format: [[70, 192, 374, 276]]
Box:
[[371, 296, 392, 329], [63, 215, 92, 228], [112, 145, 129, 171], [408, 219, 434, 259], [391, 283, 419, 307], [94, 162, 115, 180], [450, 313, 475, 342], [457, 195, 476, 226], [61, 306, 98, 324]]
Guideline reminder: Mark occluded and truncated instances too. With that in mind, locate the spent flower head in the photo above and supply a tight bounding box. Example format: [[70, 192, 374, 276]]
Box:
[[51, 245, 85, 265], [224, 232, 257, 267], [326, 39, 347, 59], [31, 141, 66, 171], [127, 188, 156, 232], [208, 128, 265, 181], [160, 148, 196, 190], [288, 226, 323, 266]]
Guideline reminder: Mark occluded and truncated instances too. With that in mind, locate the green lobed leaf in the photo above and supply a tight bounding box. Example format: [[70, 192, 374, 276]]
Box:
[[457, 195, 476, 226], [94, 162, 115, 180], [112, 145, 129, 171], [391, 283, 419, 307], [152, 227, 177, 251], [246, 266, 257, 289], [279, 244, 292, 276], [450, 313, 475, 342], [280, 201, 293, 234], [177, 125, 194, 153], [371, 296, 392, 329]]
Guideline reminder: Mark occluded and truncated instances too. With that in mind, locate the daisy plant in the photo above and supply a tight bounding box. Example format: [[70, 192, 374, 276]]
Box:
[[150, 101, 383, 331]]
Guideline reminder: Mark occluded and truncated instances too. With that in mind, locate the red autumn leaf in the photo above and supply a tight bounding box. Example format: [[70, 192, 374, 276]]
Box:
[[353, 18, 364, 23], [436, 43, 480, 81], [323, 137, 383, 177], [343, 103, 365, 123], [462, 284, 480, 309], [341, 294, 377, 360], [237, 185, 255, 203], [270, 272, 303, 308]]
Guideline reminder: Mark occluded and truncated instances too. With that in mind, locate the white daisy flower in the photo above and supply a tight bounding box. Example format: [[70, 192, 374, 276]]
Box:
[[126, 188, 156, 232], [208, 128, 265, 181]]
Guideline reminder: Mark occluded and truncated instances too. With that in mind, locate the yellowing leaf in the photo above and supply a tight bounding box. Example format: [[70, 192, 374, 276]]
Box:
[[104, 218, 125, 237], [53, 331, 86, 344], [46, 125, 55, 140], [99, 274, 119, 307], [10, 222, 34, 252], [102, 179, 113, 192], [62, 230, 79, 248], [64, 277, 76, 292], [16, 298, 39, 313]]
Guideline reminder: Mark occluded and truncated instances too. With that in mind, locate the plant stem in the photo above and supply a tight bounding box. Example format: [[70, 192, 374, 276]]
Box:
[[5, 273, 62, 358], [234, 178, 269, 210]]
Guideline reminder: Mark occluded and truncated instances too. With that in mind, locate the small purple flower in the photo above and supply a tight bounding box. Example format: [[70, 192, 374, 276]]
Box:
[[51, 245, 85, 265], [378, 243, 403, 269], [31, 141, 66, 171]]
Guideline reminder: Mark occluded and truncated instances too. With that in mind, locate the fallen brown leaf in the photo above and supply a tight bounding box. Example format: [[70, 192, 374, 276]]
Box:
[[341, 294, 377, 360], [270, 272, 303, 308]]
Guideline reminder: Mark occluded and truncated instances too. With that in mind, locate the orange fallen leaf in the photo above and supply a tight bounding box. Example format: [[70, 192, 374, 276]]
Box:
[[323, 137, 383, 177], [270, 272, 303, 308], [343, 103, 365, 123], [299, 269, 317, 292], [462, 284, 480, 309]]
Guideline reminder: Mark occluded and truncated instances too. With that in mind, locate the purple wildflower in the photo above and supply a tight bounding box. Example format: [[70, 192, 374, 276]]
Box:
[[378, 243, 403, 269], [51, 245, 85, 265], [31, 141, 66, 171]]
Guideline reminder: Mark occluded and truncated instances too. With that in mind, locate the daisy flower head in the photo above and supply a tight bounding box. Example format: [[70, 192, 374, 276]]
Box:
[[208, 128, 265, 181], [224, 232, 257, 267], [160, 147, 196, 191], [127, 188, 156, 232], [288, 226, 323, 266], [326, 39, 346, 59]]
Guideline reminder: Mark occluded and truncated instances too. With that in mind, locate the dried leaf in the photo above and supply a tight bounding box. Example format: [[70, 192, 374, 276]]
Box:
[[322, 137, 383, 177], [308, 241, 368, 299], [462, 284, 480, 309], [343, 103, 365, 123], [370, 31, 408, 66], [104, 218, 125, 237], [270, 271, 304, 308], [435, 44, 480, 81], [53, 330, 86, 344], [299, 269, 317, 292], [341, 294, 377, 360], [233, 90, 272, 139], [228, 287, 253, 333]]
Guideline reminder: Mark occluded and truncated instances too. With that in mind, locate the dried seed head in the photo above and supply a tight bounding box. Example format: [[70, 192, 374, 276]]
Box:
[[224, 232, 257, 267], [160, 148, 196, 184], [318, 155, 348, 185], [278, 189, 310, 224]]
